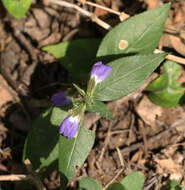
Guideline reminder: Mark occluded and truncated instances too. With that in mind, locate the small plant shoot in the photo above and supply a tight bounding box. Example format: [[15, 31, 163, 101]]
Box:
[[17, 2, 174, 190]]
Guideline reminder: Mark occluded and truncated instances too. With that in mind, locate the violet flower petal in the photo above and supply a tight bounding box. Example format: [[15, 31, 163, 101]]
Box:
[[59, 116, 79, 139], [51, 91, 71, 107], [90, 61, 112, 83], [68, 123, 79, 139], [59, 116, 70, 134]]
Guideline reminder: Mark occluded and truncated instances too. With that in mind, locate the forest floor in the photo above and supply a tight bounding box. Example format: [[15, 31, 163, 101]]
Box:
[[0, 0, 185, 189]]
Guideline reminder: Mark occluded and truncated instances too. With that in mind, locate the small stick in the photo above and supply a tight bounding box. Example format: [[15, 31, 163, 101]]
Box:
[[49, 0, 91, 17], [0, 174, 28, 181], [78, 0, 129, 21], [116, 147, 124, 167], [139, 119, 148, 157], [154, 49, 185, 65], [78, 0, 120, 15], [143, 176, 158, 190], [48, 0, 110, 29], [98, 123, 112, 162]]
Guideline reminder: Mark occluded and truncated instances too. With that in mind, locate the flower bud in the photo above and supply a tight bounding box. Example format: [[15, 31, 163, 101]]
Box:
[[86, 62, 112, 100], [51, 91, 71, 107], [90, 61, 112, 84]]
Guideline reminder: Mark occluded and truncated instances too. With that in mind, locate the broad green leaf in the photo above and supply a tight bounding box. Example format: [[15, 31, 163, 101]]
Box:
[[23, 107, 67, 171], [121, 172, 145, 190], [107, 183, 125, 190], [59, 120, 95, 185], [93, 53, 167, 101], [2, 0, 32, 19], [42, 39, 101, 81], [78, 177, 102, 190], [146, 61, 185, 108], [86, 100, 113, 120], [97, 3, 170, 57]]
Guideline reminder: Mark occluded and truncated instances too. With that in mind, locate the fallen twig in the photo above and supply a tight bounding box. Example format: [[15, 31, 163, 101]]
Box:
[[0, 174, 28, 181], [154, 49, 185, 65], [48, 0, 110, 29], [0, 159, 46, 190], [98, 123, 112, 162], [78, 0, 120, 16]]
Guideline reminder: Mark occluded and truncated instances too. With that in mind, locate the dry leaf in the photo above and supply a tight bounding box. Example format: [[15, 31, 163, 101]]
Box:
[[169, 35, 185, 56], [136, 95, 163, 126], [0, 75, 14, 107]]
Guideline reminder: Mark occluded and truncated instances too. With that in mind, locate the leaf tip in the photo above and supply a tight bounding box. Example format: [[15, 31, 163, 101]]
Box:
[[163, 2, 171, 12]]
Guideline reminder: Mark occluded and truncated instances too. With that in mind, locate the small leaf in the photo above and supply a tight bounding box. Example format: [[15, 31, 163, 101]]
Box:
[[121, 172, 145, 190], [42, 39, 101, 81], [2, 0, 32, 19], [73, 83, 86, 97], [59, 120, 95, 184], [78, 177, 102, 190], [97, 3, 170, 57], [166, 180, 183, 190], [146, 61, 185, 108], [23, 107, 68, 171], [107, 183, 125, 190], [86, 100, 113, 120], [93, 53, 166, 101]]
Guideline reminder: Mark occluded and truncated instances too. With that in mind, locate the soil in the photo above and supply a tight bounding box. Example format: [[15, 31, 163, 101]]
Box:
[[0, 0, 185, 189]]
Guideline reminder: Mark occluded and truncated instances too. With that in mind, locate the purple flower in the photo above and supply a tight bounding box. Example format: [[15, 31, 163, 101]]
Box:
[[59, 116, 79, 139], [90, 61, 112, 84], [51, 91, 71, 107]]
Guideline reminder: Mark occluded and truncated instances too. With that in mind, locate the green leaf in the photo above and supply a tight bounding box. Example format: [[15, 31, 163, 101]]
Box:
[[86, 100, 113, 120], [2, 0, 32, 19], [93, 53, 167, 101], [42, 39, 101, 81], [59, 120, 95, 184], [121, 172, 145, 190], [97, 3, 170, 57], [78, 177, 102, 190], [167, 180, 183, 190], [146, 61, 185, 108], [23, 107, 68, 171], [107, 183, 125, 190]]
